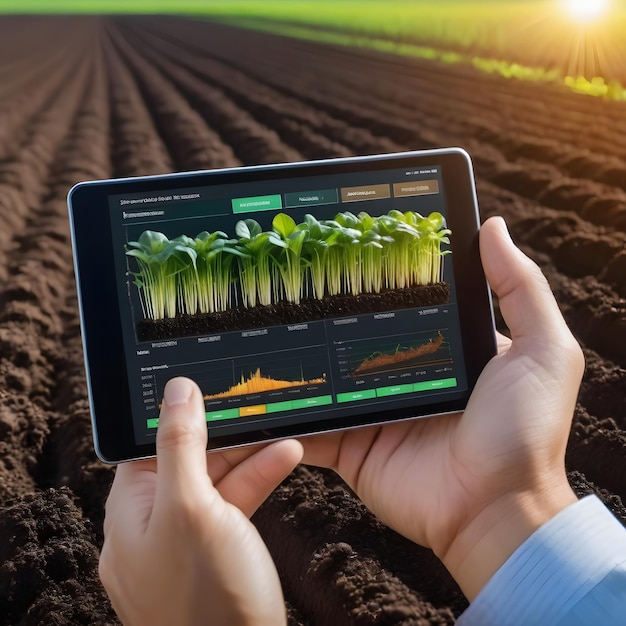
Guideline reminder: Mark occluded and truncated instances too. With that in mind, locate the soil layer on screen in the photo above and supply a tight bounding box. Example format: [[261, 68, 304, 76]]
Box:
[[136, 283, 451, 341], [0, 15, 624, 626]]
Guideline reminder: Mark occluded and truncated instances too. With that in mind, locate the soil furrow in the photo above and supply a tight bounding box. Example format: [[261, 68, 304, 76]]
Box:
[[143, 60, 303, 166], [567, 405, 626, 504], [0, 45, 116, 622], [476, 180, 626, 366], [0, 487, 118, 624], [0, 22, 100, 163], [192, 50, 626, 258], [117, 21, 361, 160], [107, 23, 239, 173], [101, 34, 173, 177], [113, 27, 302, 167], [0, 54, 93, 283], [0, 43, 108, 503], [32, 45, 114, 508]]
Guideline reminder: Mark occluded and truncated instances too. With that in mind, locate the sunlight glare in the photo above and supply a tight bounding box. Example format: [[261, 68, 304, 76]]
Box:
[[563, 0, 612, 22]]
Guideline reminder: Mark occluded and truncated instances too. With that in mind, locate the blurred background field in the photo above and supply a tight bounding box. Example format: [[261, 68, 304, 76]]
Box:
[[2, 0, 626, 96]]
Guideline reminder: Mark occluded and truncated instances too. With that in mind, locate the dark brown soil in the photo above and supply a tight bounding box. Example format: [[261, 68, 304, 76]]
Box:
[[0, 15, 624, 625], [136, 283, 451, 341]]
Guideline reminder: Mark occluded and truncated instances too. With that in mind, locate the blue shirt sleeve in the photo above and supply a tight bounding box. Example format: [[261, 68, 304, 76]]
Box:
[[456, 495, 626, 625]]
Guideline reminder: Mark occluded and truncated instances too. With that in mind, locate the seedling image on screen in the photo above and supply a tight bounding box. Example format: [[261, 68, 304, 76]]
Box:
[[126, 209, 452, 341]]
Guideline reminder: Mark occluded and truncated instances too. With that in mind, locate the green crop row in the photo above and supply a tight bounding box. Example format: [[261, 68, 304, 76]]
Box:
[[3, 1, 624, 99], [126, 210, 451, 321], [202, 1, 626, 100]]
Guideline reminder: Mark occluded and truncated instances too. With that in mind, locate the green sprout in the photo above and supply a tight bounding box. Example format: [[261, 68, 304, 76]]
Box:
[[300, 214, 338, 299], [125, 210, 451, 321], [126, 230, 197, 319], [271, 213, 308, 304], [190, 231, 247, 314], [235, 218, 286, 307]]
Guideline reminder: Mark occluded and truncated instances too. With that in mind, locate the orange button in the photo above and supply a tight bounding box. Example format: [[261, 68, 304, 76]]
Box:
[[393, 180, 439, 197], [341, 184, 391, 203], [239, 404, 267, 417]]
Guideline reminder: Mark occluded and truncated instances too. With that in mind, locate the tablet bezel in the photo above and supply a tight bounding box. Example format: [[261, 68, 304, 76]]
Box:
[[68, 148, 496, 463]]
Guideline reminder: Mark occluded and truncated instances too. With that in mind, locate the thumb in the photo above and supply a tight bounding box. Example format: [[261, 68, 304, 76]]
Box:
[[155, 377, 210, 503], [480, 216, 571, 344]]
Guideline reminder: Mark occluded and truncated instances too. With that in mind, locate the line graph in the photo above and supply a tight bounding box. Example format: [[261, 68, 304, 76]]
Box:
[[338, 330, 452, 379]]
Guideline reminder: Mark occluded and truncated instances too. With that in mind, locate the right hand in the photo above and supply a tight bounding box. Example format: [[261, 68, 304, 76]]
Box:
[[302, 216, 584, 599]]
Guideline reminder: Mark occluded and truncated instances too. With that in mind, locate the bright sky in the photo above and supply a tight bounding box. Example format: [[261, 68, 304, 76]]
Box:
[[562, 0, 612, 22]]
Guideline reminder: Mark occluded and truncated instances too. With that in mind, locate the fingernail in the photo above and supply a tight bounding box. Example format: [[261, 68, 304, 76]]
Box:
[[164, 378, 193, 407], [495, 216, 511, 239]]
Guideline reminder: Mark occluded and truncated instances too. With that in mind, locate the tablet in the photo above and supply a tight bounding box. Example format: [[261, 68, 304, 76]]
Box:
[[68, 148, 496, 463]]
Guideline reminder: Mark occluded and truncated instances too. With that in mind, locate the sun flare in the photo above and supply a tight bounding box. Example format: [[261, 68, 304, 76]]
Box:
[[562, 0, 612, 22]]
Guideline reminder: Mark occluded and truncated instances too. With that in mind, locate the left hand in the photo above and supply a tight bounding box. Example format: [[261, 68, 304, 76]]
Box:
[[99, 376, 303, 626]]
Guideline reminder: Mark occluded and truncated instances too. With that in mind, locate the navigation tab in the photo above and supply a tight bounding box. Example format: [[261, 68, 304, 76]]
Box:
[[393, 180, 439, 198], [284, 189, 338, 209], [337, 389, 377, 403], [232, 194, 282, 214], [293, 395, 333, 409], [341, 184, 391, 203], [376, 383, 414, 398], [413, 377, 457, 392], [266, 400, 293, 413], [206, 408, 240, 422]]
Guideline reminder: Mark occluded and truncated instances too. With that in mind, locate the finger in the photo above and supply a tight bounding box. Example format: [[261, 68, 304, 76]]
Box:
[[154, 377, 211, 504], [206, 443, 266, 485], [300, 424, 380, 475], [215, 439, 303, 517], [299, 430, 344, 468], [106, 459, 156, 511], [104, 460, 157, 537]]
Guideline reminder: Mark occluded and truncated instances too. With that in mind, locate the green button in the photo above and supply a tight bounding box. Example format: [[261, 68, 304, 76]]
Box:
[[232, 194, 282, 214], [206, 408, 240, 421], [147, 418, 159, 429], [376, 383, 414, 398], [292, 395, 333, 409], [413, 377, 457, 393], [284, 189, 338, 209], [266, 400, 293, 413], [336, 389, 377, 403]]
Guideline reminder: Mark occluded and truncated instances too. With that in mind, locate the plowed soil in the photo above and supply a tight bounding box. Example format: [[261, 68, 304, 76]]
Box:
[[0, 15, 624, 625]]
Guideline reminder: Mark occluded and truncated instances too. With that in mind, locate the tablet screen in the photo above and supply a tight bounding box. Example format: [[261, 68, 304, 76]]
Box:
[[69, 149, 496, 461]]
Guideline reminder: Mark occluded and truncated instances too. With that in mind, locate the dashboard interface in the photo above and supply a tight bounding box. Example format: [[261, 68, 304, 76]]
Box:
[[107, 160, 469, 447]]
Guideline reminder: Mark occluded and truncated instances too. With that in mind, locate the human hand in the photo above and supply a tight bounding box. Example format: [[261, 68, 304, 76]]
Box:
[[99, 377, 303, 626], [302, 216, 583, 600]]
